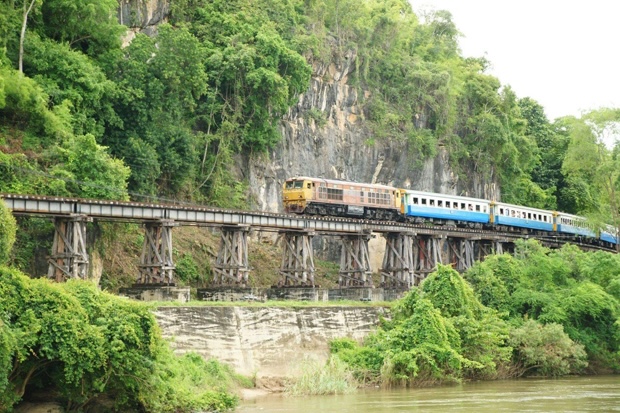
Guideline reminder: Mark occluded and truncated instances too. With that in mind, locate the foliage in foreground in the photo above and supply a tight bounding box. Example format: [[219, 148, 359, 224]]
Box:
[[331, 265, 512, 386], [466, 240, 620, 371], [0, 267, 239, 412], [330, 246, 608, 387]]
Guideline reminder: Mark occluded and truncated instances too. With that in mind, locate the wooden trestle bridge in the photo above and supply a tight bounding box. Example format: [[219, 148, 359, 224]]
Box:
[[2, 194, 613, 288]]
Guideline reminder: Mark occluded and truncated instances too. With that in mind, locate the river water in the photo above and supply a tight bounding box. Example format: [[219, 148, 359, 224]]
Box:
[[238, 375, 620, 412]]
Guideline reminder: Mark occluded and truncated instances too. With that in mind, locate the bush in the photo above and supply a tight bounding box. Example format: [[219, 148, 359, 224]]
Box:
[[0, 267, 240, 412], [175, 253, 202, 285], [333, 265, 511, 386], [509, 320, 587, 377]]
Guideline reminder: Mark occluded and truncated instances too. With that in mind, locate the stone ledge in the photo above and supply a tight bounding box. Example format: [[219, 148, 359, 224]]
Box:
[[119, 285, 190, 302], [197, 287, 409, 302]]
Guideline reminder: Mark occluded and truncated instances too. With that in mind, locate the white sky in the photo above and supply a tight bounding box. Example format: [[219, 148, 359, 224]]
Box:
[[413, 0, 620, 121]]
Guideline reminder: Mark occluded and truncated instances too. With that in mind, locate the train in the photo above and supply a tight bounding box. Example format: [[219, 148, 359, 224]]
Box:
[[282, 176, 618, 247]]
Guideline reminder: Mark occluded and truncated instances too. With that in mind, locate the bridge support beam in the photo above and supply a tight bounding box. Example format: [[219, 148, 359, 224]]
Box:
[[476, 239, 508, 260], [47, 215, 91, 282], [339, 231, 373, 287], [137, 219, 176, 285], [412, 235, 444, 285], [278, 230, 315, 287], [446, 237, 475, 272], [212, 225, 250, 286], [380, 232, 415, 288]]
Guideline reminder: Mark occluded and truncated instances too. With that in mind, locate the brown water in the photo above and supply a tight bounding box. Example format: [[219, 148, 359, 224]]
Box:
[[238, 375, 620, 412]]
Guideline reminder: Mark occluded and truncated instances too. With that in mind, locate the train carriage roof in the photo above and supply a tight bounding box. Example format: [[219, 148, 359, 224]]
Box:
[[555, 211, 589, 220], [286, 176, 398, 191], [400, 189, 489, 204], [494, 201, 554, 215]]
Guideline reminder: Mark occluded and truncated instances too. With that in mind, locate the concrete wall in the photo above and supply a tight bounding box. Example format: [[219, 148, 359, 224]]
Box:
[[154, 306, 387, 381]]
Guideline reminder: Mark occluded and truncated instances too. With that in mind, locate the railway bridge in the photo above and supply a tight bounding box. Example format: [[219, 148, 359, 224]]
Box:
[[2, 194, 613, 289]]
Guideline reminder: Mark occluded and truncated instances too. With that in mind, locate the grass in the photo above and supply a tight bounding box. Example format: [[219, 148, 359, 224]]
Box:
[[285, 356, 358, 396], [151, 299, 394, 308]]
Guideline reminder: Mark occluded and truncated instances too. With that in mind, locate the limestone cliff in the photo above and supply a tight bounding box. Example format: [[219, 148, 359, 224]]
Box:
[[116, 1, 499, 213], [154, 306, 386, 381], [118, 0, 170, 46], [246, 54, 499, 214]]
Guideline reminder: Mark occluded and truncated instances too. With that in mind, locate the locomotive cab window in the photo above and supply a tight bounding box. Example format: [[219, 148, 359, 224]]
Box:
[[307, 183, 311, 189]]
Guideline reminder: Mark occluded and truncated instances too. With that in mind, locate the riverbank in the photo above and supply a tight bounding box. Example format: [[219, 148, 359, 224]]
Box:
[[237, 375, 620, 412]]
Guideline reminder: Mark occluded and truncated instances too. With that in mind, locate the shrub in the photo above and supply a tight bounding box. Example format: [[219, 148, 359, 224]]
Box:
[[509, 320, 587, 377], [0, 267, 240, 412]]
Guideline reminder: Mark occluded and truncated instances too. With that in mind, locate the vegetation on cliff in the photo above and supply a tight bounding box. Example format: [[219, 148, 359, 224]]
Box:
[[327, 240, 619, 387], [1, 0, 620, 282], [1, 0, 619, 208]]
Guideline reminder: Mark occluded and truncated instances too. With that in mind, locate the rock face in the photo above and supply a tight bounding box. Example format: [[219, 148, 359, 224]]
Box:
[[247, 56, 500, 214], [154, 306, 386, 380], [118, 0, 170, 46], [114, 3, 499, 211]]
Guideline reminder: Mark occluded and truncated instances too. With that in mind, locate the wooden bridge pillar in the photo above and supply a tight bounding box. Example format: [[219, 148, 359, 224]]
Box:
[[278, 230, 315, 287], [47, 215, 91, 282], [380, 232, 415, 288], [212, 225, 250, 286], [339, 231, 373, 287], [137, 219, 176, 285], [446, 237, 475, 272], [476, 240, 493, 261], [412, 235, 444, 285], [476, 239, 508, 260]]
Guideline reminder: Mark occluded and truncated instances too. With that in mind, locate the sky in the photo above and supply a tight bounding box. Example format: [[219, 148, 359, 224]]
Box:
[[413, 0, 620, 121]]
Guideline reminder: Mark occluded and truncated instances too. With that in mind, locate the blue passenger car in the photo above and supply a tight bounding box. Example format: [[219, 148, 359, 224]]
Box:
[[493, 202, 554, 231], [556, 212, 596, 238], [401, 190, 490, 223], [600, 224, 618, 244]]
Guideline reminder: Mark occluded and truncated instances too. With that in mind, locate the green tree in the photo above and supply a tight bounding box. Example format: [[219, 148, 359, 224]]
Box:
[[47, 134, 130, 200], [40, 0, 123, 56], [22, 34, 118, 137], [562, 109, 620, 238], [0, 65, 73, 145], [105, 24, 208, 197], [0, 199, 17, 264], [519, 97, 567, 209]]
